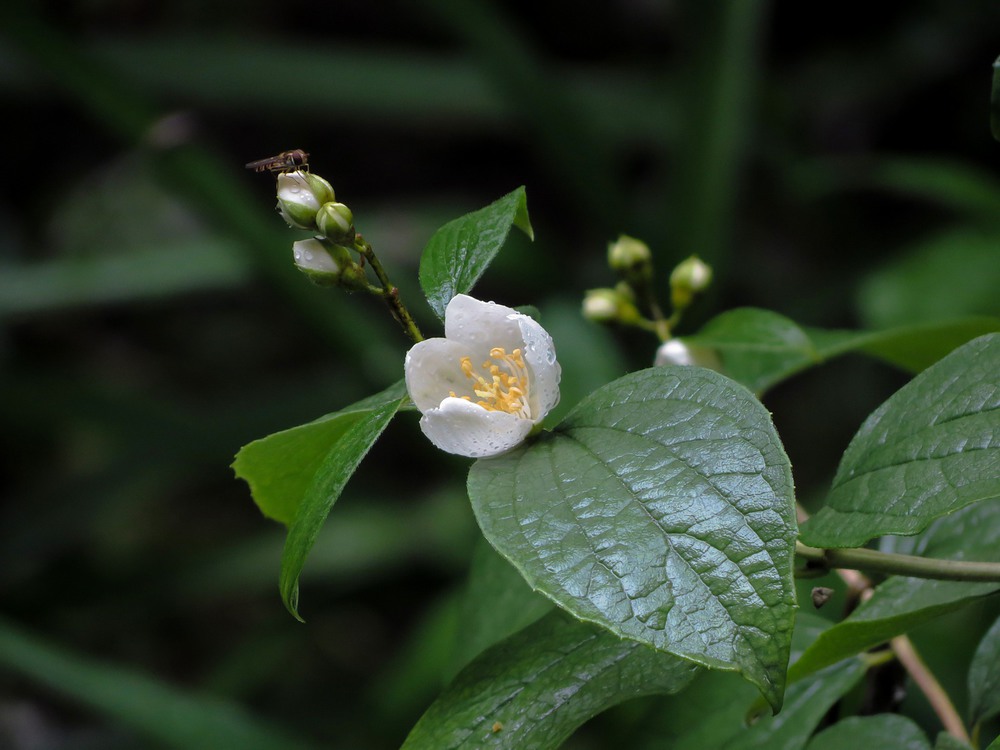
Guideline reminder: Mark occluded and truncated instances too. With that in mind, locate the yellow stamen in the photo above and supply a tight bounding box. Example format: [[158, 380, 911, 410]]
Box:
[[457, 348, 531, 417]]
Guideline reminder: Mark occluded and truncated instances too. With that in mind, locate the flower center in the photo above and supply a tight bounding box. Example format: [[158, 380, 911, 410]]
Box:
[[451, 347, 531, 418]]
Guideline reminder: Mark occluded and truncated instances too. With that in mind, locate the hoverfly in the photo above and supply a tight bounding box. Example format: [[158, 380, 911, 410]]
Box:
[[244, 149, 309, 174]]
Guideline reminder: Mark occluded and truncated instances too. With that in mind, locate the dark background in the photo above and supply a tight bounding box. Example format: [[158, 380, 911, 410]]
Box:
[[2, 1, 999, 747]]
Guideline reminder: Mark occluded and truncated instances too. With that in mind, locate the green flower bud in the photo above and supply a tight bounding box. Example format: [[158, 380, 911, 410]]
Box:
[[276, 172, 336, 230], [669, 255, 713, 309], [316, 201, 355, 241], [608, 235, 653, 282], [582, 287, 642, 325], [292, 238, 350, 285]]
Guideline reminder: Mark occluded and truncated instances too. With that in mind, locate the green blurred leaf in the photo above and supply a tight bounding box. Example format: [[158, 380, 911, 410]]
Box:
[[858, 230, 1000, 329], [468, 366, 797, 711], [970, 613, 1000, 727], [418, 187, 532, 320], [683, 307, 1000, 395], [790, 501, 1000, 684], [233, 382, 406, 618], [448, 539, 554, 678], [806, 715, 930, 750], [401, 610, 698, 750], [0, 617, 319, 750], [934, 732, 975, 750], [799, 334, 1000, 548], [633, 612, 865, 750]]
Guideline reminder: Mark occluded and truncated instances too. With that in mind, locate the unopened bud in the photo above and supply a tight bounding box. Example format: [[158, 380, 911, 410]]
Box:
[[654, 339, 721, 370], [292, 238, 351, 285], [608, 235, 653, 283], [669, 255, 713, 309], [316, 201, 355, 241], [276, 172, 336, 230], [582, 287, 642, 325]]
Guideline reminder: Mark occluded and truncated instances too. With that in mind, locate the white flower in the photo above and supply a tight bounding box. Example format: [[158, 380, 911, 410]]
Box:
[[404, 294, 561, 458]]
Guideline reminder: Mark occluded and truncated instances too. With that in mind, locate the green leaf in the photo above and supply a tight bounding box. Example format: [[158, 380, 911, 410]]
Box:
[[448, 539, 554, 678], [401, 610, 698, 750], [418, 187, 533, 319], [969, 613, 1000, 726], [799, 334, 1000, 548], [0, 616, 319, 750], [233, 382, 406, 618], [934, 733, 975, 750], [806, 715, 931, 750], [682, 307, 1000, 395], [789, 501, 1000, 683], [232, 381, 407, 525], [468, 366, 797, 711], [632, 612, 864, 750]]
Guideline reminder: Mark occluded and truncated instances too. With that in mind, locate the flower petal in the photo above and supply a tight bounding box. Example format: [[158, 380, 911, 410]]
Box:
[[404, 337, 473, 412], [419, 397, 533, 458], [444, 294, 524, 354], [517, 315, 561, 419]]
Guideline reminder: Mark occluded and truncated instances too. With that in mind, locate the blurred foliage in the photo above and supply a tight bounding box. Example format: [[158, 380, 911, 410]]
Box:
[[1, 1, 999, 747]]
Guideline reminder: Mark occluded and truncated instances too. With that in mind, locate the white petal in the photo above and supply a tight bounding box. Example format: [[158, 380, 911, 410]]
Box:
[[404, 337, 473, 412], [444, 294, 524, 353], [517, 315, 561, 419], [419, 397, 533, 458]]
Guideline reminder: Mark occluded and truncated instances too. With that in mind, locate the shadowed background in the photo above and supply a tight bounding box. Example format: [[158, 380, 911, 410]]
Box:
[[1, 1, 999, 747]]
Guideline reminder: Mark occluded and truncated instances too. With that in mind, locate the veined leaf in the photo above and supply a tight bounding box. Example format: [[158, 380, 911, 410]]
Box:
[[789, 501, 1000, 683], [800, 334, 1000, 548], [402, 610, 698, 750], [681, 307, 999, 395], [233, 382, 406, 618], [418, 187, 532, 320], [469, 366, 797, 711]]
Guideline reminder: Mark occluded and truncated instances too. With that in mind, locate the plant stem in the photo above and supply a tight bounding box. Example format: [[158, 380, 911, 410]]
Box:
[[795, 542, 1000, 582], [354, 235, 424, 343], [891, 634, 969, 742]]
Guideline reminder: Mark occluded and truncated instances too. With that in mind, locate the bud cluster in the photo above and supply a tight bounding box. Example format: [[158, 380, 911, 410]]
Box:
[[582, 234, 716, 367], [273, 167, 365, 288]]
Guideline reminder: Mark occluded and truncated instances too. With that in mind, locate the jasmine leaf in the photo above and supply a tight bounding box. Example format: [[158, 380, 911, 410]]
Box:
[[232, 382, 406, 618], [805, 715, 930, 750], [681, 307, 999, 395], [969, 613, 1000, 727], [789, 501, 1000, 684], [401, 610, 698, 750], [469, 366, 797, 711], [419, 187, 533, 320], [799, 334, 1000, 548]]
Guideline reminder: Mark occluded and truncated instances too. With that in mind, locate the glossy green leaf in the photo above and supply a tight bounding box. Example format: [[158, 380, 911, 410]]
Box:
[[987, 735, 1000, 750], [468, 366, 797, 711], [0, 616, 319, 750], [799, 334, 1000, 548], [418, 187, 533, 320], [448, 539, 554, 678], [790, 501, 1000, 683], [233, 383, 406, 618], [806, 715, 930, 750], [401, 610, 698, 750], [682, 307, 999, 395], [970, 613, 1000, 726]]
